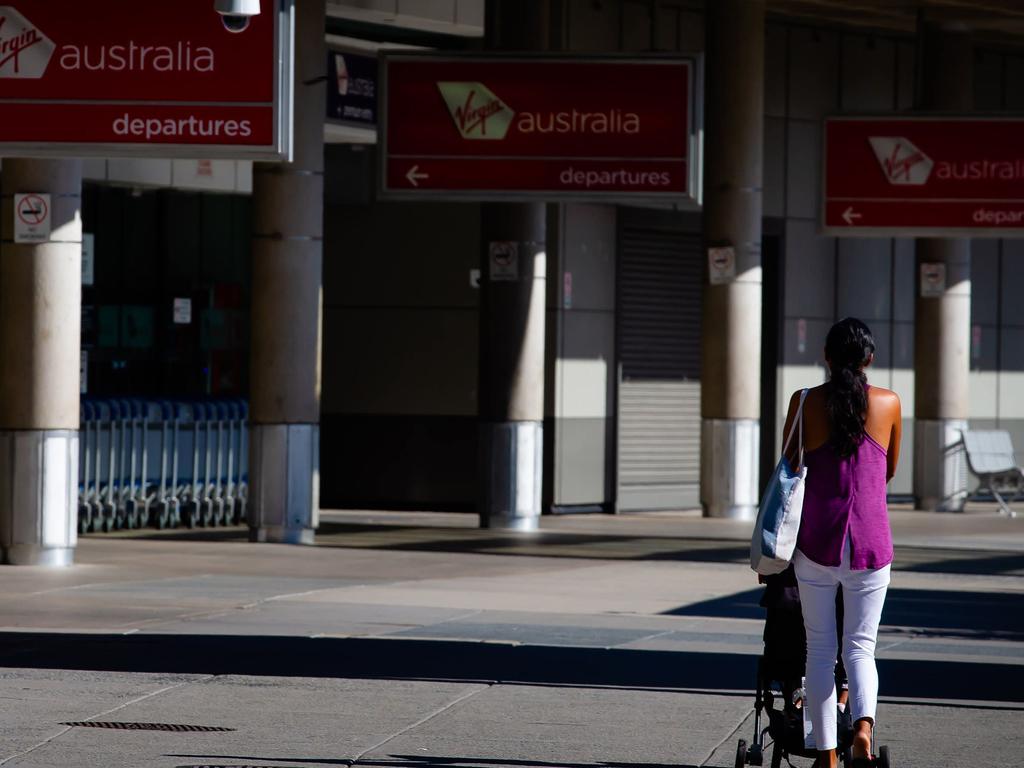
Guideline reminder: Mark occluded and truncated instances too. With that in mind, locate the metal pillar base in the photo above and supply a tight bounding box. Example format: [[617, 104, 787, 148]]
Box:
[[479, 421, 542, 531], [0, 430, 78, 566], [248, 423, 319, 544], [914, 419, 969, 512], [700, 418, 760, 520]]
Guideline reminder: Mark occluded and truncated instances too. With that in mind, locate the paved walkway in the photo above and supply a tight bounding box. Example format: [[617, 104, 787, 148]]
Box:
[[0, 508, 1021, 768]]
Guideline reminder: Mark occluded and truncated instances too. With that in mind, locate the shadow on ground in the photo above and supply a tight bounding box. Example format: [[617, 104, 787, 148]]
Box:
[[664, 587, 1024, 640], [104, 522, 1024, 576], [0, 633, 1021, 703]]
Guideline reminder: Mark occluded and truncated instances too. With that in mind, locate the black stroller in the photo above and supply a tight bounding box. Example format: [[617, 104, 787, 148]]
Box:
[[735, 566, 891, 768]]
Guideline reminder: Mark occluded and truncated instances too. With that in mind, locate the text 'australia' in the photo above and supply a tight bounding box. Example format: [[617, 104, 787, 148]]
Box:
[[60, 41, 214, 73]]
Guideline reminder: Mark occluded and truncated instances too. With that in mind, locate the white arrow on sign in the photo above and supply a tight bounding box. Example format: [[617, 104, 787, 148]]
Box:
[[406, 165, 429, 187], [842, 206, 862, 225]]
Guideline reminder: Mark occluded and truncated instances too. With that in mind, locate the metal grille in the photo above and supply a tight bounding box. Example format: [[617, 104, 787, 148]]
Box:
[[62, 721, 235, 732], [617, 221, 702, 511]]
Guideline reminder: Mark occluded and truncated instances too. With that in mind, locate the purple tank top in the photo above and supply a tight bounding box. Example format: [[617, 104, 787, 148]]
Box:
[[796, 419, 894, 570]]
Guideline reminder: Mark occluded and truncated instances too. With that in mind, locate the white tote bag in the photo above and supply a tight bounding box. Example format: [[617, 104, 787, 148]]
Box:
[[750, 388, 809, 575]]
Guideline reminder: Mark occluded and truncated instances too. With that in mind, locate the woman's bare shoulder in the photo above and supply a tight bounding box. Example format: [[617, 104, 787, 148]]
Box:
[[868, 385, 901, 402], [868, 385, 902, 415]]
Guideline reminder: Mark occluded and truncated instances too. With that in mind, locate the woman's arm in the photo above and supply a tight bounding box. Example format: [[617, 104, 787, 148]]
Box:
[[887, 393, 903, 483]]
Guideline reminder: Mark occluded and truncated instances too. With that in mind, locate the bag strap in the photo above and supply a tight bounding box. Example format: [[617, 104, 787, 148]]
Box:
[[782, 388, 809, 467]]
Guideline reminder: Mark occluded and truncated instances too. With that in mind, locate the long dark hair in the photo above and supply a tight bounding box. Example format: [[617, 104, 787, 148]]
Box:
[[824, 318, 875, 457]]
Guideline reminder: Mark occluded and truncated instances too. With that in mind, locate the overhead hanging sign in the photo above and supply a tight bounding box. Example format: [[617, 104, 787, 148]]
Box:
[[824, 116, 1024, 236], [380, 54, 700, 202], [0, 1, 292, 159], [327, 49, 377, 127]]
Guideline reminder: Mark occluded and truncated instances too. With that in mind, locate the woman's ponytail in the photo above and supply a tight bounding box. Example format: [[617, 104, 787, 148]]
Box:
[[824, 318, 875, 458]]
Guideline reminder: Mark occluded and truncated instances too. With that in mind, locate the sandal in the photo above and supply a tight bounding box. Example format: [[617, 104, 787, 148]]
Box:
[[849, 758, 875, 768]]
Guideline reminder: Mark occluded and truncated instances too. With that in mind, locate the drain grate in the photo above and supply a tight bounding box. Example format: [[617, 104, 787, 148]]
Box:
[[62, 721, 235, 732]]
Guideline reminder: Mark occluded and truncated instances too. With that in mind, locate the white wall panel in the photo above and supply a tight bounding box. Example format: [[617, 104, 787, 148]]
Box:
[[971, 240, 999, 326], [556, 358, 610, 420], [622, 0, 652, 50], [765, 23, 787, 118], [970, 372, 1000, 420], [788, 27, 839, 120], [399, 0, 456, 22], [763, 117, 786, 219], [455, 0, 483, 28], [893, 239, 916, 323], [784, 219, 834, 319], [82, 160, 107, 181], [998, 370, 1024, 420], [841, 34, 895, 111], [896, 41, 916, 111], [785, 120, 821, 219], [171, 160, 237, 192], [837, 238, 892, 322], [107, 159, 172, 187], [1001, 240, 1024, 327]]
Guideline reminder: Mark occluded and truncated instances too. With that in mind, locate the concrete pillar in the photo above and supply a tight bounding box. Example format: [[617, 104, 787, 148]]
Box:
[[913, 22, 972, 512], [478, 0, 551, 531], [0, 159, 82, 566], [248, 0, 324, 544], [699, 0, 765, 520]]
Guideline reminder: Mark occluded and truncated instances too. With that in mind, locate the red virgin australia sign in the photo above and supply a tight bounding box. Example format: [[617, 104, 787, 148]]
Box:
[[0, 1, 290, 159], [824, 116, 1024, 235], [381, 54, 698, 201]]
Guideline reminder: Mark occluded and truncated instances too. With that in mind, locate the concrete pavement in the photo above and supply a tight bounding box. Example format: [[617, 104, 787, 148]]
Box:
[[0, 508, 1021, 767]]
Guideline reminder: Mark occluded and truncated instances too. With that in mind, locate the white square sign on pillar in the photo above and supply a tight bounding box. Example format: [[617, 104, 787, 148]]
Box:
[[708, 246, 736, 284], [173, 298, 193, 325], [14, 193, 51, 243], [920, 262, 947, 298], [489, 241, 519, 281]]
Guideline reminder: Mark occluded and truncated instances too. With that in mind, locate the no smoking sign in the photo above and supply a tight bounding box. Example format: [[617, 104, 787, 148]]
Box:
[[14, 193, 51, 244]]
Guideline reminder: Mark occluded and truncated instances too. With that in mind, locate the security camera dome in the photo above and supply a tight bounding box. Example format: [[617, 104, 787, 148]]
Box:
[[221, 15, 253, 32], [214, 0, 260, 33]]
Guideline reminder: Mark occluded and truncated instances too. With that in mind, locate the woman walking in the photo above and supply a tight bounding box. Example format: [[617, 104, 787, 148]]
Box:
[[781, 318, 902, 768]]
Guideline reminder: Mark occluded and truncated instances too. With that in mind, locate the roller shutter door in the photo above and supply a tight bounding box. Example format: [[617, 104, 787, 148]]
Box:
[[616, 217, 702, 511]]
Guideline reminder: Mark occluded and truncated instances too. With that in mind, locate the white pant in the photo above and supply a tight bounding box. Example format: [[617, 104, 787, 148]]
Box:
[[794, 540, 890, 751]]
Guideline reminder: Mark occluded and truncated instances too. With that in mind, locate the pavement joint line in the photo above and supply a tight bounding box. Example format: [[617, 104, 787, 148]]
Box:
[[0, 675, 211, 766], [698, 707, 755, 768], [350, 683, 493, 765]]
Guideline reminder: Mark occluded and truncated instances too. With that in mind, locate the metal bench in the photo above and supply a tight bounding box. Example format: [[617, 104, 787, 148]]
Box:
[[962, 430, 1022, 518]]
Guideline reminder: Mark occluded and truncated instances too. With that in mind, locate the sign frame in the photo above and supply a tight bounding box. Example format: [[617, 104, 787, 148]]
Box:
[[821, 113, 1024, 238], [0, 0, 295, 161], [326, 46, 379, 133], [378, 51, 704, 205], [14, 192, 51, 243]]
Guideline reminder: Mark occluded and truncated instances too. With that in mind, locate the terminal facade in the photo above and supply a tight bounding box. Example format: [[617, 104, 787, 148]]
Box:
[[1, 0, 1022, 564]]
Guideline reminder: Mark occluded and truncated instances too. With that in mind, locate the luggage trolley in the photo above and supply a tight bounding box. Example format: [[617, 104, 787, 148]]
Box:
[[99, 400, 125, 531], [151, 400, 181, 530], [78, 400, 96, 534]]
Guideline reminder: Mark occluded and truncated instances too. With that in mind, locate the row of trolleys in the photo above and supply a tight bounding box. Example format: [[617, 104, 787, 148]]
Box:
[[79, 398, 249, 532]]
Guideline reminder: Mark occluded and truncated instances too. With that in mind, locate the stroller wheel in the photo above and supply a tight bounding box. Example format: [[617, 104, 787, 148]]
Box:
[[877, 745, 891, 768], [735, 739, 747, 768]]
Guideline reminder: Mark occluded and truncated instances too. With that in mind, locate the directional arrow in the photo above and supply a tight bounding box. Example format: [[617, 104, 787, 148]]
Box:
[[406, 165, 429, 187], [842, 206, 862, 225]]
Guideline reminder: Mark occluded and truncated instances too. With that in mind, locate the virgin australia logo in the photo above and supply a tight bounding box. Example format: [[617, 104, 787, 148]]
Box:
[[0, 6, 55, 78], [437, 81, 515, 140], [868, 136, 934, 185]]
